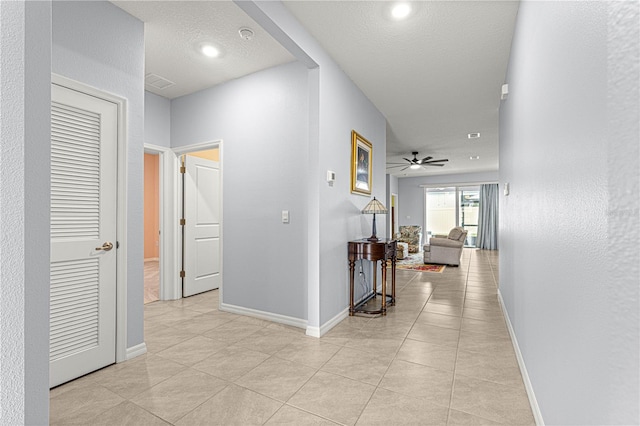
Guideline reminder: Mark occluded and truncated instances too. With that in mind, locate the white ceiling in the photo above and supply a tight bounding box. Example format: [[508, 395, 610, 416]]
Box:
[[112, 1, 296, 100], [112, 1, 519, 177]]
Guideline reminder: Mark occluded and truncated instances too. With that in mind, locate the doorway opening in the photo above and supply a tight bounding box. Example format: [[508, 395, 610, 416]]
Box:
[[144, 152, 160, 304], [173, 142, 222, 300], [390, 193, 399, 238]]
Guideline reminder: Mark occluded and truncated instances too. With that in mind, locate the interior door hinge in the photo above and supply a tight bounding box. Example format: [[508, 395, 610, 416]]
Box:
[[180, 270, 185, 278], [180, 218, 186, 226], [180, 166, 186, 173]]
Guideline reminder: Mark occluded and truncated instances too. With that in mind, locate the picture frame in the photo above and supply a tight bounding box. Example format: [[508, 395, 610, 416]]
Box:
[[350, 130, 372, 195]]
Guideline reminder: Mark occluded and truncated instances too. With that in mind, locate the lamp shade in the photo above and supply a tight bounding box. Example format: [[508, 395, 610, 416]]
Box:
[[362, 197, 388, 214], [362, 197, 387, 242]]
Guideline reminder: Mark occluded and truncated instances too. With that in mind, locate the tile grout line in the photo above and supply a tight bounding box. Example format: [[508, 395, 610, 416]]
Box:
[[445, 251, 473, 424], [352, 267, 430, 426]]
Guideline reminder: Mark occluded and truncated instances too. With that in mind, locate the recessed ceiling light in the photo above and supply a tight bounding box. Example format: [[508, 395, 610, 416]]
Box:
[[200, 44, 220, 58], [391, 3, 412, 20], [468, 133, 481, 139], [469, 156, 480, 160]]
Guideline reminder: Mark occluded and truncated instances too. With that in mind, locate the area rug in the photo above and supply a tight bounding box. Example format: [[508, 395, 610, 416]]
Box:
[[392, 252, 446, 273]]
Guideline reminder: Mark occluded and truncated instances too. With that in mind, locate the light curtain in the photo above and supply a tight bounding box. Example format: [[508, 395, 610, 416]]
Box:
[[476, 184, 499, 250]]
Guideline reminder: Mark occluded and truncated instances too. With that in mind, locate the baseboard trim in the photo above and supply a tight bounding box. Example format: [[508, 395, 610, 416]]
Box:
[[498, 291, 545, 426], [306, 307, 349, 338], [220, 302, 307, 330], [125, 342, 147, 360]]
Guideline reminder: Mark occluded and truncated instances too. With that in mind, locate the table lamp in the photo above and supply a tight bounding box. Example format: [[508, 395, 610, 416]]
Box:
[[362, 197, 388, 242]]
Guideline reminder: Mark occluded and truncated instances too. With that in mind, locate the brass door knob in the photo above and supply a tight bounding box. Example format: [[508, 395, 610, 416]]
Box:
[[95, 242, 114, 251]]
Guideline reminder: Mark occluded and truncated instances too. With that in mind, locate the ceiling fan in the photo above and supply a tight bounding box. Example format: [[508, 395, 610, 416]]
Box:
[[387, 152, 449, 171]]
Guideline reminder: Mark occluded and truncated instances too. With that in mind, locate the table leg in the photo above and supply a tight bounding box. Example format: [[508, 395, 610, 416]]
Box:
[[372, 260, 377, 299], [391, 255, 396, 305], [348, 260, 355, 316], [381, 259, 387, 315]]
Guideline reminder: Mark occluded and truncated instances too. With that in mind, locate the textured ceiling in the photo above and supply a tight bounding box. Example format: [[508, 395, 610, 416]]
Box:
[[112, 1, 519, 177], [284, 1, 519, 177], [112, 1, 295, 100]]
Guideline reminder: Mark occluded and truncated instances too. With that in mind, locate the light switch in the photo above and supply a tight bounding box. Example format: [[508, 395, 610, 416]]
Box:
[[282, 210, 290, 223]]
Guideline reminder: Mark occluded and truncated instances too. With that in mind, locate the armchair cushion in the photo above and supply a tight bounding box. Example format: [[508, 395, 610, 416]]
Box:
[[429, 237, 464, 248], [398, 225, 423, 253], [448, 227, 465, 241]]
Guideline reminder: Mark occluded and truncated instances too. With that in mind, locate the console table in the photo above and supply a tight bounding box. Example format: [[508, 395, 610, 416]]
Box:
[[348, 239, 397, 316]]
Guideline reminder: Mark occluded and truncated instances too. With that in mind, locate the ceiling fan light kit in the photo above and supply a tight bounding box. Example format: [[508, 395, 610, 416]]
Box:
[[387, 151, 449, 172]]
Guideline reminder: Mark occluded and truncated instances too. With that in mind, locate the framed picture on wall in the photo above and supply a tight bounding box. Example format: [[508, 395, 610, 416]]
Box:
[[350, 130, 372, 195]]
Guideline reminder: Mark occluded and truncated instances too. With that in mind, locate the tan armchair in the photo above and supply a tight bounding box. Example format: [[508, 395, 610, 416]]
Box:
[[397, 225, 423, 253], [423, 227, 468, 266]]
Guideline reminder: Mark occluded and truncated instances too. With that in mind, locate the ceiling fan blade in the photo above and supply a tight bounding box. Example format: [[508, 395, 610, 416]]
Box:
[[402, 158, 412, 163], [422, 163, 445, 167], [422, 159, 449, 163], [386, 164, 408, 168], [420, 156, 433, 163], [387, 162, 409, 165]]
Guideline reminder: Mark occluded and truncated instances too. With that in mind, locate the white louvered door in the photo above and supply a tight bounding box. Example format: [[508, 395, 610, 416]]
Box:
[[50, 83, 117, 388]]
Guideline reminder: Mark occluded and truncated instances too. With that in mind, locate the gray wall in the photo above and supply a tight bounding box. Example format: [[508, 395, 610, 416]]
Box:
[[243, 1, 387, 327], [171, 61, 310, 321], [52, 1, 145, 348], [145, 91, 171, 148], [397, 171, 499, 231], [0, 2, 51, 423], [499, 1, 639, 424], [174, 2, 387, 329], [316, 62, 387, 324]]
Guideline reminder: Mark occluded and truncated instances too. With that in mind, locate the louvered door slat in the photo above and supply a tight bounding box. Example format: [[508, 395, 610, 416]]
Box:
[[50, 305, 96, 322], [49, 258, 99, 362]]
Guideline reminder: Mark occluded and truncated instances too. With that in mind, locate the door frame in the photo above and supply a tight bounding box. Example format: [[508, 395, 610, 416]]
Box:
[[52, 74, 128, 363], [169, 140, 223, 302], [143, 144, 176, 301], [390, 193, 398, 238]]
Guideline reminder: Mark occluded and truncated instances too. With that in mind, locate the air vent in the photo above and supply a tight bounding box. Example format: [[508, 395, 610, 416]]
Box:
[[145, 73, 175, 90]]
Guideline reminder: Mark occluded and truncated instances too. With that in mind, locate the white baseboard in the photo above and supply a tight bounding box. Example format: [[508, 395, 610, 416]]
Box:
[[306, 307, 349, 338], [498, 291, 545, 426], [144, 258, 159, 262], [220, 302, 307, 330], [218, 303, 349, 339], [125, 342, 147, 360]]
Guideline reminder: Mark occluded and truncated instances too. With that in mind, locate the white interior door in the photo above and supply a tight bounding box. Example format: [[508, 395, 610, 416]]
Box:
[[50, 83, 117, 388], [183, 155, 221, 297]]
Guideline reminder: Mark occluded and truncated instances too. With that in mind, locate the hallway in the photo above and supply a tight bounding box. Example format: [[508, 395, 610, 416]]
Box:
[[50, 249, 534, 425]]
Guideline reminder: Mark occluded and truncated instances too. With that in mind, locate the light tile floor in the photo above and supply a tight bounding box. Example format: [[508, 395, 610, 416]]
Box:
[[144, 260, 160, 304], [50, 249, 535, 425]]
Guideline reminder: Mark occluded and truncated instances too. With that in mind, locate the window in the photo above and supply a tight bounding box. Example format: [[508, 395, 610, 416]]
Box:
[[425, 186, 479, 247]]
